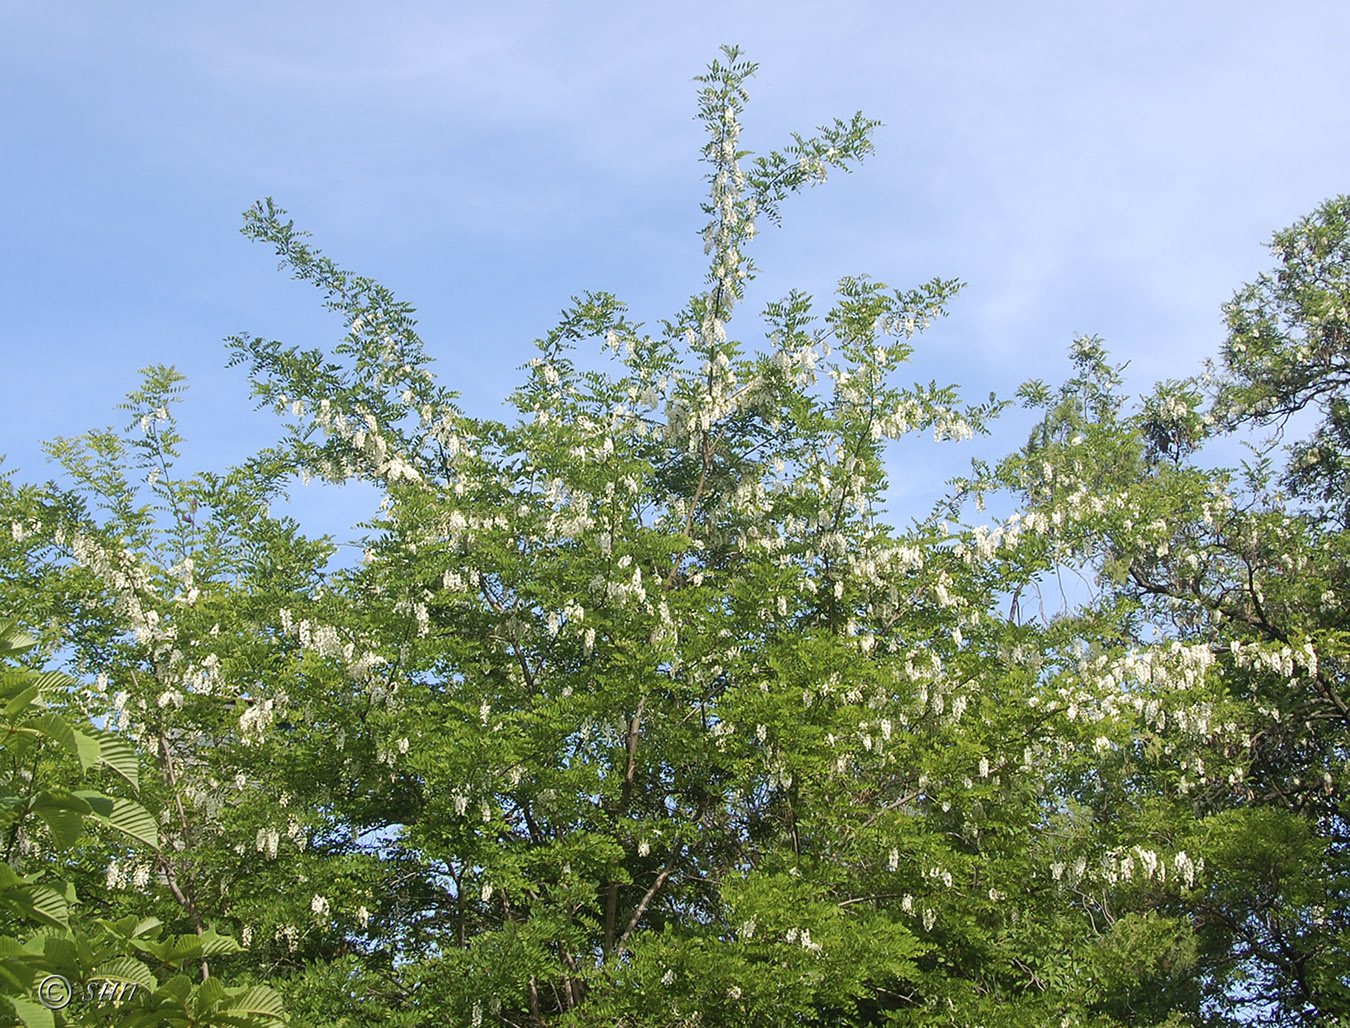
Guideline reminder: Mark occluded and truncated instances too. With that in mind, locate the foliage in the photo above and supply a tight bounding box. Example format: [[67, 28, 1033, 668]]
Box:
[[979, 203, 1350, 1024], [0, 620, 285, 1028], [1, 42, 1349, 1028]]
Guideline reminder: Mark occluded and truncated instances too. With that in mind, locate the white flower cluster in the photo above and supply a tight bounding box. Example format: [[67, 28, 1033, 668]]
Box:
[[63, 528, 162, 647], [449, 786, 471, 818], [701, 113, 749, 314], [375, 735, 411, 767], [770, 342, 821, 388], [310, 402, 423, 485], [277, 608, 388, 693], [238, 698, 275, 746], [105, 858, 154, 891], [664, 363, 762, 454], [393, 596, 432, 638], [255, 827, 280, 859], [1032, 643, 1241, 785], [710, 718, 735, 750], [1229, 638, 1318, 684], [597, 561, 648, 607], [783, 926, 822, 953], [923, 865, 955, 889], [1054, 846, 1202, 890], [288, 818, 308, 850]]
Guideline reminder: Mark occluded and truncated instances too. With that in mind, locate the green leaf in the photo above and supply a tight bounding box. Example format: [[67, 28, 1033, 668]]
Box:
[[111, 916, 162, 941], [131, 916, 164, 939], [137, 930, 240, 968], [195, 977, 227, 1016], [219, 985, 286, 1020], [2, 994, 55, 1028], [94, 731, 140, 791], [38, 934, 78, 969], [93, 956, 158, 992], [32, 790, 93, 850], [3, 683, 40, 719], [31, 790, 93, 816], [84, 795, 159, 849], [0, 622, 37, 660], [197, 929, 244, 959], [153, 973, 194, 1004], [27, 713, 101, 771], [15, 883, 70, 929]]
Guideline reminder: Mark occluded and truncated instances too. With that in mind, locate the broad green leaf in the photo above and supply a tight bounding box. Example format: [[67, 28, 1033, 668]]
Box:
[[147, 929, 242, 966], [30, 790, 93, 816], [197, 929, 244, 959], [131, 916, 164, 939], [86, 796, 159, 849], [27, 713, 101, 771], [22, 670, 76, 695], [37, 935, 76, 966], [32, 790, 93, 850], [3, 683, 40, 719], [14, 883, 69, 929], [93, 956, 159, 992], [2, 994, 55, 1028], [94, 731, 140, 791], [66, 727, 102, 772], [194, 977, 227, 1016], [0, 622, 37, 659], [220, 985, 286, 1019], [34, 799, 85, 849], [153, 973, 194, 1004]]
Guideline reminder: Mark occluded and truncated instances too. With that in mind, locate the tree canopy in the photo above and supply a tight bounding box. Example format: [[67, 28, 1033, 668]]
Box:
[[1, 44, 1348, 1028]]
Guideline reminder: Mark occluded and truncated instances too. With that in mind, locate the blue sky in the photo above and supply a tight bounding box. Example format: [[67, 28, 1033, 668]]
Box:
[[4, 1, 1350, 541]]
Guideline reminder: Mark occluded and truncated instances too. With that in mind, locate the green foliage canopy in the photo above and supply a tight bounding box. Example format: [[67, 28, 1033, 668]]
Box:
[[0, 43, 1348, 1028]]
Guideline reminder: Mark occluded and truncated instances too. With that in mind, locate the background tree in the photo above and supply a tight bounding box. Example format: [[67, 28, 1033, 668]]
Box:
[[977, 199, 1350, 1025]]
